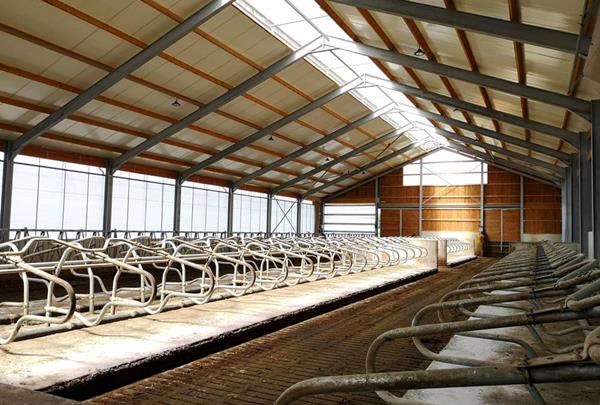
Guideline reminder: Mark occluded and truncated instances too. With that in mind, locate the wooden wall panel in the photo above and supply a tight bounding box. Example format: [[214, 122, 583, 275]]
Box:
[[325, 164, 561, 238], [380, 209, 400, 237], [524, 180, 561, 234], [422, 209, 479, 232], [424, 185, 480, 205], [328, 180, 375, 204], [503, 210, 520, 241], [402, 210, 419, 237], [485, 166, 520, 205], [485, 210, 501, 241]]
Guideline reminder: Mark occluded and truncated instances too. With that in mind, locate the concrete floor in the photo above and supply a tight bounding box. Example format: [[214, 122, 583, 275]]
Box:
[[88, 259, 492, 405], [0, 263, 434, 393]]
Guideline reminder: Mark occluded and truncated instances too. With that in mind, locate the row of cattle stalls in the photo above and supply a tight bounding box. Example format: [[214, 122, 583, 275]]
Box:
[[276, 242, 600, 404], [0, 234, 438, 345]]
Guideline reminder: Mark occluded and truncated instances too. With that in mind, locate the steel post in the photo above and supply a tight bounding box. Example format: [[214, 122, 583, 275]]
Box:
[[580, 133, 592, 255], [102, 162, 114, 237], [173, 178, 182, 235], [593, 100, 600, 256], [0, 141, 14, 241]]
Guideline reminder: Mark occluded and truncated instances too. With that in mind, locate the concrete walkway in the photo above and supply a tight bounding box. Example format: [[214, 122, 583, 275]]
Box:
[[0, 264, 435, 392]]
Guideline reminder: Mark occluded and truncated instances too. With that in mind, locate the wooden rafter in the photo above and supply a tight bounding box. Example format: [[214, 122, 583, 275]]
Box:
[[42, 0, 393, 173]]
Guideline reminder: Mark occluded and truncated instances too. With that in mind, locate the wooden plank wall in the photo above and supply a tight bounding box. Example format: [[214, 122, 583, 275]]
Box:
[[524, 180, 562, 234], [328, 180, 375, 204], [328, 166, 562, 239]]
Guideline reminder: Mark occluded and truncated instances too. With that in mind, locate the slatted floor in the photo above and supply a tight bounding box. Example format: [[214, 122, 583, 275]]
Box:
[[87, 258, 495, 405]]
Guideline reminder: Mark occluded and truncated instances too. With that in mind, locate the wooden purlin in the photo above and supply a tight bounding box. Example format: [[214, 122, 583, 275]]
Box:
[[0, 92, 320, 184], [0, 25, 350, 178], [41, 0, 391, 175], [325, 1, 494, 160], [355, 7, 471, 143], [315, 0, 445, 135], [143, 0, 399, 171], [508, 0, 532, 158], [555, 0, 597, 162], [443, 0, 506, 150]]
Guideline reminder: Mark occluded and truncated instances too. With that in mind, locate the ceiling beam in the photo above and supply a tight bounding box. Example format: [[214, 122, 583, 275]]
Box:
[[442, 142, 561, 185], [111, 36, 326, 173], [327, 37, 591, 119], [232, 104, 398, 189], [303, 139, 428, 198], [366, 75, 580, 146], [330, 0, 589, 55], [322, 147, 439, 202], [395, 105, 571, 161], [273, 126, 412, 194], [10, 0, 234, 159], [179, 76, 364, 181], [424, 125, 565, 176]]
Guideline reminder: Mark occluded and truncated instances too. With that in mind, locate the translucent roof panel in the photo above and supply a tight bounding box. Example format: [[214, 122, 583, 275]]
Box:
[[235, 0, 439, 144]]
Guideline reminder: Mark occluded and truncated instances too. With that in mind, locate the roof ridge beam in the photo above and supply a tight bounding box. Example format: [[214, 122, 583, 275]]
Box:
[[327, 37, 591, 119], [302, 139, 429, 198], [179, 76, 364, 181], [364, 75, 580, 146], [232, 103, 398, 189], [10, 0, 233, 159], [330, 0, 589, 55], [112, 36, 327, 173], [273, 126, 412, 194]]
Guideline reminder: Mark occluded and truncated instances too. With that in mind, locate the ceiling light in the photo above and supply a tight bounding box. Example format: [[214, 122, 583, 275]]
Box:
[[414, 47, 425, 57], [172, 98, 181, 107]]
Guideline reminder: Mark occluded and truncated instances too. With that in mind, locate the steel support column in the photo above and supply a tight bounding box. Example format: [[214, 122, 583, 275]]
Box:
[[562, 168, 572, 242], [375, 177, 380, 237], [296, 197, 302, 236], [592, 100, 600, 256], [0, 141, 15, 241], [173, 177, 182, 235], [519, 176, 524, 242], [580, 133, 592, 255], [11, 0, 234, 159], [226, 186, 234, 236], [419, 158, 423, 236], [480, 162, 484, 229], [571, 153, 581, 245], [102, 162, 114, 237], [266, 192, 273, 236]]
